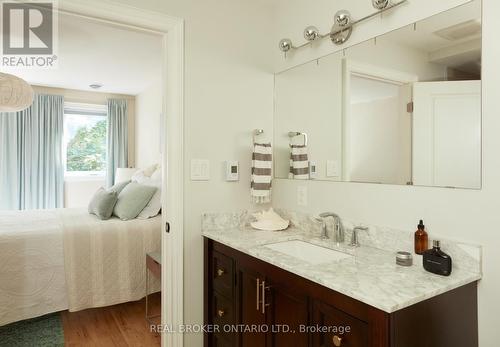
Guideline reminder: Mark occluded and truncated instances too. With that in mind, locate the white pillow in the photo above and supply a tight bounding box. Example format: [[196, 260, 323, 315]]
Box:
[[151, 167, 161, 181], [137, 179, 162, 219], [143, 164, 159, 177], [131, 164, 160, 183], [131, 170, 148, 183]]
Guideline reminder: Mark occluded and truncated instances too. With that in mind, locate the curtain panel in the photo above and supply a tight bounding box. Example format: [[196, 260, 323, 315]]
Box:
[[0, 94, 64, 210], [106, 99, 128, 187]]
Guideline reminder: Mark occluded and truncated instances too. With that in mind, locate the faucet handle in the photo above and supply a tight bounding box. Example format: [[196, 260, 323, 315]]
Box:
[[319, 212, 339, 218], [350, 226, 369, 247]]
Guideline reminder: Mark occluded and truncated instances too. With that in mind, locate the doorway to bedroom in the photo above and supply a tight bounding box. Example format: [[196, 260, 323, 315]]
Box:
[[0, 2, 183, 346]]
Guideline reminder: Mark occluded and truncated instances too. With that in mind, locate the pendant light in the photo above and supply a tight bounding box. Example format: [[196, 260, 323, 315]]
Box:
[[0, 73, 34, 112]]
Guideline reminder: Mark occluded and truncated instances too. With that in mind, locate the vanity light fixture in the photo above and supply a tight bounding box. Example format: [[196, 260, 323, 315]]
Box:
[[372, 0, 390, 10], [303, 26, 320, 41], [278, 0, 407, 56], [278, 38, 293, 52]]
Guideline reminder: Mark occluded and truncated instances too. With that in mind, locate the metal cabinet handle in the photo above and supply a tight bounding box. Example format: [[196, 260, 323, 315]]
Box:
[[261, 280, 270, 314], [332, 335, 342, 346], [217, 309, 225, 318], [216, 268, 225, 277], [256, 278, 260, 310]]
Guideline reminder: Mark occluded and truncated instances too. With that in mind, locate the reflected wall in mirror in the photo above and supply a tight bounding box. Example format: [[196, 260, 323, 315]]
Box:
[[274, 1, 481, 189]]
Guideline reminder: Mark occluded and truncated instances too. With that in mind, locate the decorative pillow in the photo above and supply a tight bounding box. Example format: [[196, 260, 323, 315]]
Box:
[[131, 164, 159, 182], [88, 188, 119, 220], [150, 167, 161, 181], [137, 179, 162, 219], [113, 182, 157, 220], [143, 164, 159, 177], [109, 180, 130, 194]]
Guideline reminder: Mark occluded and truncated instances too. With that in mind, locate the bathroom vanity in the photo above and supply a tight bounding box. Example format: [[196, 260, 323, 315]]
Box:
[[202, 216, 481, 347]]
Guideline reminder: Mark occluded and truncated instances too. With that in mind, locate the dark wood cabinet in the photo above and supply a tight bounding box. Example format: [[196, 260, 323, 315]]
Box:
[[237, 266, 267, 347], [312, 300, 368, 347], [204, 238, 478, 347], [268, 281, 309, 347]]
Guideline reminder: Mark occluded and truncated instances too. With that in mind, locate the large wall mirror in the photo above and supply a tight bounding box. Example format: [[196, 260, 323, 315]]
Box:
[[274, 1, 481, 189]]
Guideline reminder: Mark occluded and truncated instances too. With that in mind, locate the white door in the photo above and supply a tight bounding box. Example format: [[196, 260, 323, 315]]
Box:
[[412, 80, 481, 189]]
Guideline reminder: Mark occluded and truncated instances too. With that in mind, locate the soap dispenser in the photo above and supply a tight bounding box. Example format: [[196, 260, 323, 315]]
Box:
[[414, 220, 428, 255]]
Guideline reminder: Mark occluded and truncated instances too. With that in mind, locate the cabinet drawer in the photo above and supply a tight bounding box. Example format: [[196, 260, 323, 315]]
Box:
[[212, 251, 234, 298], [212, 293, 235, 345], [213, 292, 234, 327], [313, 300, 368, 347]]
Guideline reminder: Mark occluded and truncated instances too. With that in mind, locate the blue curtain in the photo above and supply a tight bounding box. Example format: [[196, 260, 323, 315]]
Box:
[[106, 99, 128, 187], [0, 94, 64, 210]]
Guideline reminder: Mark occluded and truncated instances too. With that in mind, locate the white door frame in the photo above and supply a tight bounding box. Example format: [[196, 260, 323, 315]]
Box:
[[58, 2, 184, 346], [342, 59, 417, 182]]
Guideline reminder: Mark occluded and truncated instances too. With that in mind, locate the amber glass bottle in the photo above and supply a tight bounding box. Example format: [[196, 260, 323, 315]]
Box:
[[414, 220, 429, 255]]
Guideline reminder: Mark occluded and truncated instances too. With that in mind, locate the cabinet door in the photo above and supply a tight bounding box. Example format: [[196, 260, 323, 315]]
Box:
[[312, 300, 368, 347], [268, 283, 309, 347], [238, 266, 267, 347]]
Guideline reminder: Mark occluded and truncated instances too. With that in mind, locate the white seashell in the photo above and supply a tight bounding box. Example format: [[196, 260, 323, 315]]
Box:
[[251, 208, 290, 231]]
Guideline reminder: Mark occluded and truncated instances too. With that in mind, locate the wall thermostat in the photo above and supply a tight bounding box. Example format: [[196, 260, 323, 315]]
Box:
[[225, 161, 239, 181]]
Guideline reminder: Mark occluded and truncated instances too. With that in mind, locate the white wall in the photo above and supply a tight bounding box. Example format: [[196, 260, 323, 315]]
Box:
[[111, 1, 275, 346], [350, 96, 401, 184], [272, 0, 500, 346], [135, 79, 162, 169], [274, 53, 343, 180], [63, 178, 104, 208]]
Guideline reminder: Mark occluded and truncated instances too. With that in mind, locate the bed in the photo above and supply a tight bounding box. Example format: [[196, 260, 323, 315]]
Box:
[[0, 208, 161, 326]]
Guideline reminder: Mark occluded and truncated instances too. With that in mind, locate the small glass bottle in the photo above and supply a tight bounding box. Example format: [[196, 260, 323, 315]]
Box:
[[414, 220, 428, 255]]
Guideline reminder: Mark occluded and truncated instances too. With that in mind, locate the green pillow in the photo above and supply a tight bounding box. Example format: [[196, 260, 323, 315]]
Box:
[[88, 188, 119, 220], [113, 182, 157, 220], [110, 180, 130, 194]]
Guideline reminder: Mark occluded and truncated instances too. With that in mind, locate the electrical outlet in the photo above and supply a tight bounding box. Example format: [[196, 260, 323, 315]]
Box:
[[327, 160, 340, 177], [297, 186, 308, 206]]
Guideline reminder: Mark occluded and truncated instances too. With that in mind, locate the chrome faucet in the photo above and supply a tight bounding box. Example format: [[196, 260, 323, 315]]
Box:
[[319, 212, 345, 243], [350, 226, 369, 247]]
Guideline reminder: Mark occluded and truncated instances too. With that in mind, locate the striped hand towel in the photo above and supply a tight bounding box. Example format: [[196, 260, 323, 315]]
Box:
[[289, 144, 309, 179], [251, 142, 272, 204]]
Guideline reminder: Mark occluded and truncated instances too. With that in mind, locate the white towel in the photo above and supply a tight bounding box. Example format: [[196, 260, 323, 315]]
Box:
[[251, 142, 272, 204], [289, 145, 309, 179]]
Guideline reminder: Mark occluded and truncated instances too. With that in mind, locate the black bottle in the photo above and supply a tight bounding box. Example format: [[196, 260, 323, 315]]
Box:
[[422, 240, 452, 276]]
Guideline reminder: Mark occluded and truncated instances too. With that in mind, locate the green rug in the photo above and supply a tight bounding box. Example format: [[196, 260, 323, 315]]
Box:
[[0, 313, 64, 347]]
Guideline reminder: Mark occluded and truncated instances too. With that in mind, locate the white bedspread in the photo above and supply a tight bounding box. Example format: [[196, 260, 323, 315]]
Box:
[[0, 208, 161, 326], [60, 208, 161, 312]]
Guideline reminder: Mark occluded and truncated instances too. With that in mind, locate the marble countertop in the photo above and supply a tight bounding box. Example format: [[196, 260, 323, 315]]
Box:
[[202, 225, 481, 313]]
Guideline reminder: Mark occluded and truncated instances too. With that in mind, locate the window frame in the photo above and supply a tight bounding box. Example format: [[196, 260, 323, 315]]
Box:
[[63, 102, 108, 179]]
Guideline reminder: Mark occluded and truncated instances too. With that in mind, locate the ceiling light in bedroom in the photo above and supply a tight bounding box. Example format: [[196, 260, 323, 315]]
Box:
[[89, 83, 103, 89], [0, 73, 34, 112]]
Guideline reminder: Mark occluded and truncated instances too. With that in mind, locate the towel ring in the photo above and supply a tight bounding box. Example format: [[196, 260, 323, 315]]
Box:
[[253, 129, 264, 143], [288, 131, 308, 146]]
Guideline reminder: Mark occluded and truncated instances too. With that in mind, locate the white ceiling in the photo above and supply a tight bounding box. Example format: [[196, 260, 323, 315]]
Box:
[[381, 1, 481, 73], [3, 13, 163, 95]]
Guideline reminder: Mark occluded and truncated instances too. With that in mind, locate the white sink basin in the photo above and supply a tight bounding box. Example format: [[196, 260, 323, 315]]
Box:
[[263, 240, 353, 265]]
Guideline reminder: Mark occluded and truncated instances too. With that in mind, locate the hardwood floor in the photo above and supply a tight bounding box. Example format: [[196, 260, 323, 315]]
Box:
[[61, 293, 161, 347]]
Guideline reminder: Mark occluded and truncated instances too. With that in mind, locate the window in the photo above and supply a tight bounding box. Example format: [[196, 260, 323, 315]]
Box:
[[63, 103, 107, 177]]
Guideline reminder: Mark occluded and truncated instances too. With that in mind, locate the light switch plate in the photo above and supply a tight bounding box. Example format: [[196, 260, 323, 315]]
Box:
[[327, 160, 340, 177], [191, 159, 210, 181]]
